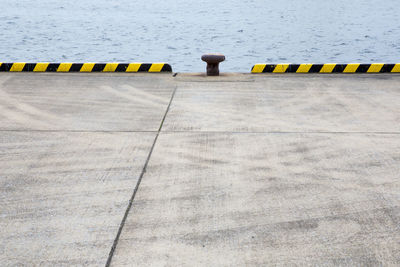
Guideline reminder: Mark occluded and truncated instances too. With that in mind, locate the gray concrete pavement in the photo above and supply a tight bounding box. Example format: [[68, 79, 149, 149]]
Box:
[[0, 131, 156, 266], [1, 73, 400, 266], [112, 132, 400, 266], [0, 73, 175, 131], [166, 74, 400, 132]]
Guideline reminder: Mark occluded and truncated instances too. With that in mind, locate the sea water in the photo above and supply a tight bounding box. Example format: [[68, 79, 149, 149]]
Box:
[[1, 0, 399, 72]]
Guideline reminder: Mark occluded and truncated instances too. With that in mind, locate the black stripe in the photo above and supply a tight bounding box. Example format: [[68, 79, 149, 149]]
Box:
[[161, 64, 172, 72], [138, 64, 151, 72], [309, 64, 323, 73], [356, 64, 370, 73], [380, 64, 395, 73], [92, 63, 106, 72], [263, 65, 275, 73], [70, 63, 83, 72], [0, 63, 11, 71], [47, 63, 60, 72], [332, 64, 346, 73], [23, 63, 36, 71], [116, 63, 128, 72], [289, 64, 300, 73]]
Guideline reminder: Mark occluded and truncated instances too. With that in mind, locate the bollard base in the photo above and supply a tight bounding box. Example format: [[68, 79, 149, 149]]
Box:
[[207, 64, 220, 76]]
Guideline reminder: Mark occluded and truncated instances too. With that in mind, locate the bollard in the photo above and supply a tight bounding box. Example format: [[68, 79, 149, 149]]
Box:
[[201, 54, 225, 76]]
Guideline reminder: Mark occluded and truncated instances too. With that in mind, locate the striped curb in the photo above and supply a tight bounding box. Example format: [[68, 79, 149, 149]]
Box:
[[251, 63, 400, 73], [0, 63, 172, 72]]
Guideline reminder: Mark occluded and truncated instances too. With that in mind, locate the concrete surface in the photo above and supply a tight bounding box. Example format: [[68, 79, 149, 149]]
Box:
[[0, 73, 175, 131], [1, 73, 400, 266], [0, 131, 156, 266], [112, 132, 400, 266], [166, 74, 400, 132]]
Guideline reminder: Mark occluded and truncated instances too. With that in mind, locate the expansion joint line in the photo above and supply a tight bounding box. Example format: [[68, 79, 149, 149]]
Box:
[[105, 85, 178, 267]]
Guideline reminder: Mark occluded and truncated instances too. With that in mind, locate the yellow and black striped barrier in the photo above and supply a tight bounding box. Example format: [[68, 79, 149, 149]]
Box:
[[251, 63, 400, 73], [0, 63, 172, 72]]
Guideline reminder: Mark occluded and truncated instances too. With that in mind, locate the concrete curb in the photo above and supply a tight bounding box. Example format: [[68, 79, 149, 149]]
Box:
[[0, 62, 172, 72], [251, 63, 400, 73]]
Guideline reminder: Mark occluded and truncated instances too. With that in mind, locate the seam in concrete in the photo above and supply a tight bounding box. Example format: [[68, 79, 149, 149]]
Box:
[[1, 130, 399, 135], [105, 85, 178, 267], [0, 129, 158, 133], [161, 130, 400, 135]]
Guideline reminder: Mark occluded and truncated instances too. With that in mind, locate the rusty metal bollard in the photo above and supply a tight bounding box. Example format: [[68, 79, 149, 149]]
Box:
[[201, 54, 225, 76]]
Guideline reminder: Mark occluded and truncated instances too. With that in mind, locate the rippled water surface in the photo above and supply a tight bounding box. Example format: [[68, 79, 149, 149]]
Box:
[[1, 0, 400, 72]]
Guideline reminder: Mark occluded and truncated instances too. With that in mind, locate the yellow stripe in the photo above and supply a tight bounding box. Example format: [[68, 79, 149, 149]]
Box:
[[0, 62, 2, 68], [80, 63, 95, 72], [273, 64, 289, 73], [103, 63, 119, 72], [320, 63, 336, 73], [296, 64, 313, 73], [367, 63, 384, 73], [252, 64, 266, 73], [149, 63, 164, 72], [57, 63, 72, 72], [343, 63, 360, 73], [391, 64, 400, 73], [126, 63, 141, 72], [10, 63, 26, 72], [33, 63, 49, 72]]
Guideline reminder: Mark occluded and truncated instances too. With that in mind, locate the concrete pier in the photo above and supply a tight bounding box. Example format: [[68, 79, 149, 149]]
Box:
[[1, 73, 400, 266]]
